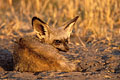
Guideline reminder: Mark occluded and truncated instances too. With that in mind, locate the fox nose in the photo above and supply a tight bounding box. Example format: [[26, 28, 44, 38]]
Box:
[[65, 46, 69, 51], [64, 43, 69, 51]]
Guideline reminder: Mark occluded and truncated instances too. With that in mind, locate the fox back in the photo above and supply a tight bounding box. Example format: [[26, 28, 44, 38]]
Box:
[[13, 16, 79, 72]]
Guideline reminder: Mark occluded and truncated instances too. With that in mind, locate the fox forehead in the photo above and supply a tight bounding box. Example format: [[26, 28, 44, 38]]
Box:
[[48, 27, 69, 41]]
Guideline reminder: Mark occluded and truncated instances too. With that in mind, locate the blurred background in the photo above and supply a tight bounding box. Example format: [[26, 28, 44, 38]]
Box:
[[0, 0, 120, 48]]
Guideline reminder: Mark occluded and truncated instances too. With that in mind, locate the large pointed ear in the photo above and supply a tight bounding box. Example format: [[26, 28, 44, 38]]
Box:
[[32, 17, 50, 39], [63, 16, 79, 36]]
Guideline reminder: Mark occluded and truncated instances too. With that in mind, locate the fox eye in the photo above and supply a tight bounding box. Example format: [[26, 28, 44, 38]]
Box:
[[65, 39, 68, 43], [54, 40, 62, 44]]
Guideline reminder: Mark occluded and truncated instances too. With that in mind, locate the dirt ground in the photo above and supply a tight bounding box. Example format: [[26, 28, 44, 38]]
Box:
[[0, 36, 120, 80]]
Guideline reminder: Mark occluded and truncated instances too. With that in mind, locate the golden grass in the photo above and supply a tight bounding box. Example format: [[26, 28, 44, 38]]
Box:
[[0, 0, 120, 45]]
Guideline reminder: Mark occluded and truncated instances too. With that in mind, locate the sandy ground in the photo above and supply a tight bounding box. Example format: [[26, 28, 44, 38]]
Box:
[[0, 37, 120, 80]]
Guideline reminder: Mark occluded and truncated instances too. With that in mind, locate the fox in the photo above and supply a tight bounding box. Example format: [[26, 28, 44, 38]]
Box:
[[13, 16, 79, 72]]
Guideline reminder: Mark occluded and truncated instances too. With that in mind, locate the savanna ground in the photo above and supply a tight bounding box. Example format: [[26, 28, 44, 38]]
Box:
[[0, 0, 120, 80]]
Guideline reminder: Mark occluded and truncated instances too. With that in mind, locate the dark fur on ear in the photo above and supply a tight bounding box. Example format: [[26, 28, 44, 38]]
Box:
[[64, 16, 79, 30], [32, 17, 46, 26]]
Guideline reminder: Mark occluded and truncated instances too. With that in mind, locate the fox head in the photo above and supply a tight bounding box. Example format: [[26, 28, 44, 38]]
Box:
[[32, 16, 79, 52]]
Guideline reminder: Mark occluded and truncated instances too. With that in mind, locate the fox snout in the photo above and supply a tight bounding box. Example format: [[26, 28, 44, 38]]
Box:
[[52, 40, 69, 52], [63, 43, 69, 51], [57, 44, 69, 52]]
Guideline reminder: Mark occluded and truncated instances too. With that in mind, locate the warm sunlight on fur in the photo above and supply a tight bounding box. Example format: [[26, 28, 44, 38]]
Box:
[[13, 16, 78, 72]]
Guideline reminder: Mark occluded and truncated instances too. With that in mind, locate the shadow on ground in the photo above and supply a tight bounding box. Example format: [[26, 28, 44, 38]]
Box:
[[0, 48, 14, 71]]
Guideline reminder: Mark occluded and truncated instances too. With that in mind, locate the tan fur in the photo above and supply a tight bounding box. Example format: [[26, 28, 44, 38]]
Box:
[[13, 16, 79, 72]]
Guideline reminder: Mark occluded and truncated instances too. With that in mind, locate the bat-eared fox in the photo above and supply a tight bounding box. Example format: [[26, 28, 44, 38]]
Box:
[[13, 16, 79, 72]]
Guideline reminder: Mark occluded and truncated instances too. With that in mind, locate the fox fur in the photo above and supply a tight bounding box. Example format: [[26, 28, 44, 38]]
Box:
[[13, 16, 79, 72]]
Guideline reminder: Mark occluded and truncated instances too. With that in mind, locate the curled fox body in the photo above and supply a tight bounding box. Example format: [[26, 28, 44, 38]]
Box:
[[13, 16, 79, 72]]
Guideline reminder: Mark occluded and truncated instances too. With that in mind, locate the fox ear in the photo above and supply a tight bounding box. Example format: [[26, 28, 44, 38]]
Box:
[[32, 17, 47, 35], [32, 17, 50, 39], [63, 16, 79, 36]]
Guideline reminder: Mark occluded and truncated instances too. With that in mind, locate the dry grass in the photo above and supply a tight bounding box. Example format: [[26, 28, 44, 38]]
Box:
[[0, 0, 120, 46]]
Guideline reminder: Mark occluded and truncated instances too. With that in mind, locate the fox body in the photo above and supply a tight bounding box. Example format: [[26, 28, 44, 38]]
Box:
[[13, 16, 79, 72]]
